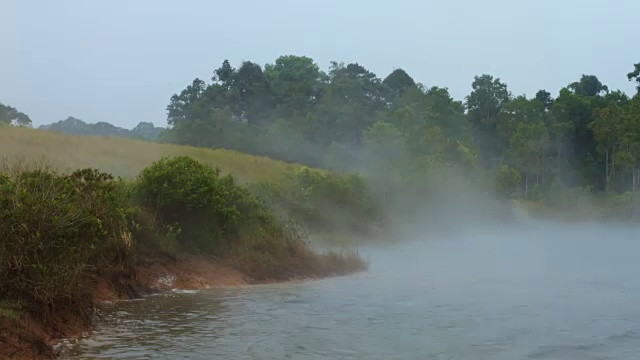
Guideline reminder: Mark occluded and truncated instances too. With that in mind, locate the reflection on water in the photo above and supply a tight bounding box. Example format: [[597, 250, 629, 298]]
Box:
[[66, 223, 640, 359]]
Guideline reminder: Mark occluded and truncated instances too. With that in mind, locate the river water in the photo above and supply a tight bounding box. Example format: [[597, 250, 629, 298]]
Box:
[[64, 222, 640, 359]]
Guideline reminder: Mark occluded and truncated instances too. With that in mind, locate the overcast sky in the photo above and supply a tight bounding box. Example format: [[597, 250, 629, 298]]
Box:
[[1, 0, 638, 128]]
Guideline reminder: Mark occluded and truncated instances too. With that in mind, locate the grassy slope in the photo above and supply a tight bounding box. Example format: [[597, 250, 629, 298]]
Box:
[[0, 126, 299, 183], [0, 127, 369, 359]]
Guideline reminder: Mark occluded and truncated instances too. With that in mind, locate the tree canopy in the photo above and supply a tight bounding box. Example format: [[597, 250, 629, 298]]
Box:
[[156, 56, 640, 200], [0, 103, 31, 127]]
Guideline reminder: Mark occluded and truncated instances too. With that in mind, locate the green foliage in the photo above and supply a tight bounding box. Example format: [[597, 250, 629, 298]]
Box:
[[134, 156, 263, 251], [252, 166, 380, 233], [162, 55, 640, 220], [0, 102, 31, 127], [0, 155, 370, 327], [628, 62, 640, 92], [0, 165, 133, 322], [229, 219, 367, 281], [132, 156, 369, 276], [495, 165, 522, 198]]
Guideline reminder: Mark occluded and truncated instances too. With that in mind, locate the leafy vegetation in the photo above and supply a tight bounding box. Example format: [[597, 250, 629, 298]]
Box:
[[131, 156, 369, 278], [161, 56, 640, 219], [251, 166, 379, 233], [0, 102, 31, 127], [0, 155, 368, 347], [0, 156, 368, 359], [0, 162, 134, 340]]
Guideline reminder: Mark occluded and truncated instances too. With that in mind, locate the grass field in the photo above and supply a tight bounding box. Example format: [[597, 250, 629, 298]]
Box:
[[0, 126, 299, 183]]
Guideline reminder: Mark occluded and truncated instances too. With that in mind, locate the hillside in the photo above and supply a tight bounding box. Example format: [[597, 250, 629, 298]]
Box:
[[0, 126, 298, 184], [39, 116, 166, 142], [0, 125, 374, 359]]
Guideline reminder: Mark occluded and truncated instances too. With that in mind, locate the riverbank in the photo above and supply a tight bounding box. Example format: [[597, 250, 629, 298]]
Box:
[[0, 148, 375, 359], [1, 249, 368, 360]]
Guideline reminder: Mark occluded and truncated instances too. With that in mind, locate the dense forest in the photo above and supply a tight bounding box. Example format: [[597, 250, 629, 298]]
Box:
[[4, 57, 640, 215], [163, 56, 640, 213]]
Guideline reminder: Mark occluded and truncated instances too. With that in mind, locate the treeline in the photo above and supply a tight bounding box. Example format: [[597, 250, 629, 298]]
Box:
[[0, 107, 167, 141], [163, 56, 640, 208], [39, 116, 166, 141]]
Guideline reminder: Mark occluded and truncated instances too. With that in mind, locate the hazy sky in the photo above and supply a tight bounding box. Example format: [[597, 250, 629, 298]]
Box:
[[1, 0, 638, 128]]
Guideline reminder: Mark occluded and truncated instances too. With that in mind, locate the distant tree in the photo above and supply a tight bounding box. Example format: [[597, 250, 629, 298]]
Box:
[[264, 55, 326, 121], [534, 89, 554, 110], [40, 117, 165, 141], [131, 122, 166, 141], [589, 104, 624, 191], [166, 78, 207, 127], [568, 75, 608, 97], [0, 102, 32, 127], [383, 68, 416, 101], [228, 61, 274, 125], [465, 74, 512, 167], [158, 54, 640, 202], [627, 62, 640, 92]]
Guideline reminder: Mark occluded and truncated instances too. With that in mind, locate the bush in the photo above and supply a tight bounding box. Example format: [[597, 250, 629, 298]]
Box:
[[134, 156, 370, 278], [252, 166, 380, 232], [134, 156, 267, 252], [229, 219, 368, 281], [0, 166, 133, 322]]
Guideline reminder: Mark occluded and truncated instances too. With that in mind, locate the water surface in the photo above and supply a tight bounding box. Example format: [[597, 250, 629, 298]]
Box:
[[66, 222, 640, 359]]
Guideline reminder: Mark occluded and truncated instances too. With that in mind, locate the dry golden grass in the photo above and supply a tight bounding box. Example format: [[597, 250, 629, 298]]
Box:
[[0, 126, 298, 184]]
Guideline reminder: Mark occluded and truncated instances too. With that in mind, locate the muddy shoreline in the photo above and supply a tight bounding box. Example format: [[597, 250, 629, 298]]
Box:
[[1, 253, 361, 360]]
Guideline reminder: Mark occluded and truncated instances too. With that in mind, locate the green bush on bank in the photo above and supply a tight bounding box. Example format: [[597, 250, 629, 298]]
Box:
[[0, 156, 370, 333], [131, 156, 369, 277], [133, 156, 266, 252], [251, 166, 381, 233], [0, 165, 133, 324]]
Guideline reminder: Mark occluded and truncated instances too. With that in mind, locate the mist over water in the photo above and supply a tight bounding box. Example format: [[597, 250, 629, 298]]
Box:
[[65, 221, 640, 359]]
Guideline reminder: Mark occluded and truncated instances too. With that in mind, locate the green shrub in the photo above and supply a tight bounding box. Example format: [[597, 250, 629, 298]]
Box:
[[229, 219, 367, 281], [133, 156, 369, 278], [134, 156, 267, 252], [252, 166, 380, 232], [0, 166, 133, 322]]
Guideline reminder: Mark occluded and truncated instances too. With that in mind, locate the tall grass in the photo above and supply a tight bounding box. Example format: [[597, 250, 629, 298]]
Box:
[[0, 127, 382, 233], [0, 128, 373, 359], [0, 126, 297, 183]]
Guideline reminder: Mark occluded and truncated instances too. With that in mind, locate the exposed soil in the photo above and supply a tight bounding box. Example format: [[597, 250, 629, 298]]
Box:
[[1, 253, 251, 360], [134, 253, 248, 292], [2, 250, 366, 359]]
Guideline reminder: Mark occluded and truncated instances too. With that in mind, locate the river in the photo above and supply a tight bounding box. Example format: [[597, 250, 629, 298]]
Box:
[[63, 221, 640, 359]]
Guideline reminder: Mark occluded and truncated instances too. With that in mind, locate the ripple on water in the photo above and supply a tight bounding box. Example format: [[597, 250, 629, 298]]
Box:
[[66, 224, 640, 359]]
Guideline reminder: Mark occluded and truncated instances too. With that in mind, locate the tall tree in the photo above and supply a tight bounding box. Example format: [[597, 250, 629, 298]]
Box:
[[227, 61, 274, 125], [627, 62, 640, 92], [166, 78, 207, 127], [382, 68, 417, 101], [508, 121, 550, 197], [264, 55, 326, 122], [568, 74, 608, 97], [465, 74, 512, 167], [590, 104, 624, 191], [534, 89, 554, 110], [0, 103, 32, 127]]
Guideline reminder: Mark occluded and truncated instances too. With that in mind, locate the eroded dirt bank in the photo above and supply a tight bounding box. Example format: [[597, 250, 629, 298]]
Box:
[[1, 254, 254, 360]]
